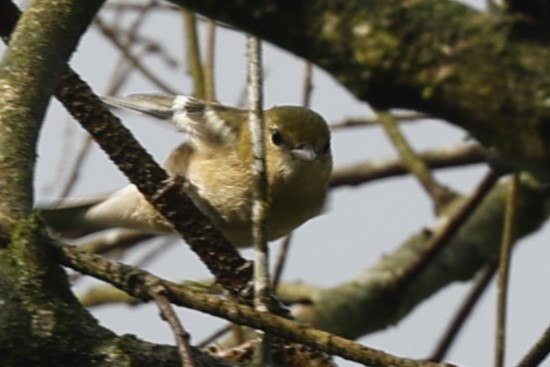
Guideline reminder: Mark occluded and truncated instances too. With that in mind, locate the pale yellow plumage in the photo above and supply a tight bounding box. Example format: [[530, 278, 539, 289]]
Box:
[[41, 94, 332, 247]]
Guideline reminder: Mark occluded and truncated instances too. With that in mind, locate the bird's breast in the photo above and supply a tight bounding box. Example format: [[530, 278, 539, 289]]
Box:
[[183, 151, 329, 247]]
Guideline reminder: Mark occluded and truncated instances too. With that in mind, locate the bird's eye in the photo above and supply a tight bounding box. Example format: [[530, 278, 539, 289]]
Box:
[[320, 140, 331, 154], [271, 129, 284, 146]]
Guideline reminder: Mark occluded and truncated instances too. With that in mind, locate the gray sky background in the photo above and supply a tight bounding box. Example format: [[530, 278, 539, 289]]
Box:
[[3, 1, 550, 366]]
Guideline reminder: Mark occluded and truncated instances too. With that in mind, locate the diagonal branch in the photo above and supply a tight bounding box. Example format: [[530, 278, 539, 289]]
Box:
[[377, 110, 457, 212], [0, 0, 252, 296], [56, 243, 454, 367], [330, 144, 487, 188]]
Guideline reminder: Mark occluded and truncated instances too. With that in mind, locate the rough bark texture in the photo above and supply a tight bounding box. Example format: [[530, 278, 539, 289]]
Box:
[[171, 0, 550, 181]]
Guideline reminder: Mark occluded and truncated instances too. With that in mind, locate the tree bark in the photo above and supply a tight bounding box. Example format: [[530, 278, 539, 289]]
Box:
[[171, 0, 550, 181]]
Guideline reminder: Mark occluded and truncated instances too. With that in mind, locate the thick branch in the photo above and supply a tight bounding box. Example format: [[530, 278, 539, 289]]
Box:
[[306, 175, 550, 339], [56, 243, 452, 367], [169, 0, 550, 181], [0, 0, 105, 221]]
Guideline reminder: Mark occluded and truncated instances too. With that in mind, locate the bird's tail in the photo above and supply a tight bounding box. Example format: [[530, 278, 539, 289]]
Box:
[[40, 197, 109, 238]]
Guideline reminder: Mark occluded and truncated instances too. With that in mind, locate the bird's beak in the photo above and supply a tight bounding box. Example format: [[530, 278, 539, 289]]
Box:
[[291, 144, 317, 161]]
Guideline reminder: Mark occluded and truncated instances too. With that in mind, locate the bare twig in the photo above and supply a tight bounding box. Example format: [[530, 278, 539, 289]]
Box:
[[247, 35, 270, 309], [108, 55, 138, 93], [107, 0, 159, 88], [95, 17, 178, 93], [55, 1, 156, 202], [79, 286, 138, 308], [391, 169, 501, 293], [271, 60, 314, 292], [182, 10, 205, 99], [428, 263, 497, 362], [272, 233, 293, 290], [330, 112, 428, 129], [58, 243, 453, 367], [197, 324, 232, 348], [112, 31, 179, 68], [68, 230, 155, 284], [134, 237, 177, 269], [55, 135, 93, 201], [204, 19, 217, 102], [102, 1, 179, 69], [55, 2, 159, 234], [148, 282, 196, 367], [124, 0, 157, 42], [302, 62, 313, 107], [494, 174, 519, 367], [246, 34, 272, 364], [377, 110, 457, 213], [330, 144, 487, 188], [103, 2, 178, 13], [517, 323, 550, 367]]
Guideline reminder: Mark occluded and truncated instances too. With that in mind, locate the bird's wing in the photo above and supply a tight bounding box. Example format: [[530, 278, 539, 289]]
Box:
[[102, 94, 176, 120], [103, 94, 244, 147]]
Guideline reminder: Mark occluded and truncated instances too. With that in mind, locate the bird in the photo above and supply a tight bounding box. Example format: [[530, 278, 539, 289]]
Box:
[[41, 94, 333, 247]]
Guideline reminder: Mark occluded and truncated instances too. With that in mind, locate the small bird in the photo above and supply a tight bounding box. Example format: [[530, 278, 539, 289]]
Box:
[[41, 94, 333, 247]]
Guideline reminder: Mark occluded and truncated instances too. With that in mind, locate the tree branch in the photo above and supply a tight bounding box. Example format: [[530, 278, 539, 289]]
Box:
[[56, 243, 453, 367], [168, 0, 550, 181]]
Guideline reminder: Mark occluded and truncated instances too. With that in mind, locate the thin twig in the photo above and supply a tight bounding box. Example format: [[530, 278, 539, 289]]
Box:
[[197, 324, 232, 348], [111, 30, 180, 68], [246, 34, 272, 364], [204, 19, 217, 102], [330, 144, 487, 188], [102, 0, 179, 69], [182, 10, 205, 99], [125, 0, 157, 41], [272, 233, 293, 290], [330, 112, 428, 129], [494, 174, 519, 367], [95, 17, 178, 94], [247, 35, 270, 308], [149, 283, 196, 367], [57, 1, 157, 214], [377, 110, 457, 213], [516, 323, 550, 367], [133, 237, 177, 269], [107, 58, 136, 96], [55, 135, 93, 201], [69, 230, 154, 283], [272, 60, 314, 291], [392, 169, 501, 293], [428, 263, 498, 362], [107, 0, 158, 89], [302, 62, 313, 107], [103, 2, 177, 12], [58, 243, 453, 367], [56, 0, 154, 201]]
